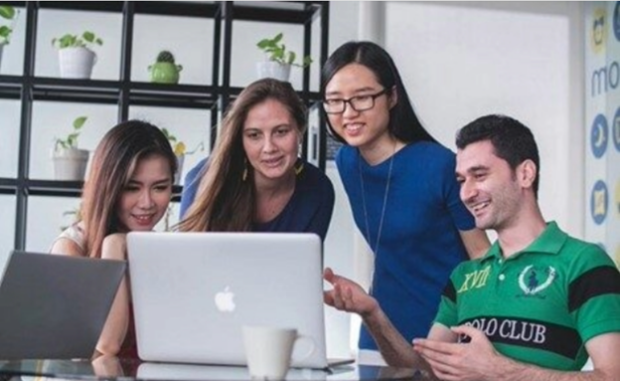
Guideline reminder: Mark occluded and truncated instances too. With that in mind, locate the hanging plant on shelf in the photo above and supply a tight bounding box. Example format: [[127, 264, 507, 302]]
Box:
[[0, 5, 18, 45], [0, 5, 19, 71], [161, 127, 204, 185], [160, 127, 204, 231], [52, 116, 90, 181], [255, 32, 312, 82], [51, 31, 103, 79], [149, 50, 183, 84]]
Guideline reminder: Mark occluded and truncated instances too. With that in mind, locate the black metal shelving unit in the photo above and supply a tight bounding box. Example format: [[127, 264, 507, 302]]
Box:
[[0, 1, 330, 250]]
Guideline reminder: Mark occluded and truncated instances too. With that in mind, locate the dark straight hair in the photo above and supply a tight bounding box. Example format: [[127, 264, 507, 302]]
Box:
[[456, 114, 540, 197], [321, 41, 436, 145]]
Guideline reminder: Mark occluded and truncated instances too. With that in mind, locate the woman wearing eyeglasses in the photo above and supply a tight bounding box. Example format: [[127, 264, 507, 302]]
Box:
[[321, 41, 490, 364]]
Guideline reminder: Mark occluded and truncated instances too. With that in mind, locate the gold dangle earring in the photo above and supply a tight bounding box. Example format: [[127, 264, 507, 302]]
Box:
[[242, 158, 248, 181], [295, 135, 304, 176], [294, 161, 304, 176]]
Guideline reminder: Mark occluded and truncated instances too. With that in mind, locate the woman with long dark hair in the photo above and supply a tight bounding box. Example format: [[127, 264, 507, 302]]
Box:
[[51, 120, 177, 358]]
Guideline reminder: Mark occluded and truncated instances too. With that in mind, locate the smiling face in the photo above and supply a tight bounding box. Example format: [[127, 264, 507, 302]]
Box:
[[324, 63, 396, 152], [456, 140, 524, 232], [242, 98, 300, 185], [116, 154, 172, 232]]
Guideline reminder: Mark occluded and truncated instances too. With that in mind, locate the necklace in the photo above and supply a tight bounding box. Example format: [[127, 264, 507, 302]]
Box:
[[358, 146, 395, 256]]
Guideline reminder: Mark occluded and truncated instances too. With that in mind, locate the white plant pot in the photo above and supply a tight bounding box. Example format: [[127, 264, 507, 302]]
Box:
[[256, 61, 291, 82], [58, 47, 97, 79], [52, 148, 90, 181], [175, 154, 184, 185]]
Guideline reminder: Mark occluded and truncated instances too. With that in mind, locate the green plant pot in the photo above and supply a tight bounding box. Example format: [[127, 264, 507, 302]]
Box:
[[148, 62, 182, 84]]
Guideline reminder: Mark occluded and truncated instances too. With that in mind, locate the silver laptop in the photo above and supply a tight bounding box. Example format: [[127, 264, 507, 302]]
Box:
[[127, 232, 351, 369], [0, 250, 126, 360]]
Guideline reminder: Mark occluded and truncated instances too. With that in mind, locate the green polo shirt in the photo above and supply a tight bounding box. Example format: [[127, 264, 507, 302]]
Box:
[[434, 221, 620, 370]]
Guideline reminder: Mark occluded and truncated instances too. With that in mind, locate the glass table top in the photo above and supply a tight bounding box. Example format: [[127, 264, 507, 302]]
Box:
[[0, 358, 430, 381]]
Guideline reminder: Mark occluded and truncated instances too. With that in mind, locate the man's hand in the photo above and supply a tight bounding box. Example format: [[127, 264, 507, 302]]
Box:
[[323, 267, 379, 318], [413, 325, 504, 381]]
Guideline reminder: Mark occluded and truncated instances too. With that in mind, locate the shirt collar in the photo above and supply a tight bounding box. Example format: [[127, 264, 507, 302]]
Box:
[[480, 221, 567, 262]]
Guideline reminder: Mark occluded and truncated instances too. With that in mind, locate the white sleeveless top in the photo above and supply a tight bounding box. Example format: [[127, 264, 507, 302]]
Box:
[[50, 223, 86, 255]]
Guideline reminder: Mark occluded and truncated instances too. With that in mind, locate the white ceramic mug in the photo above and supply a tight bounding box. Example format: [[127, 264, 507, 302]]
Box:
[[243, 326, 315, 380]]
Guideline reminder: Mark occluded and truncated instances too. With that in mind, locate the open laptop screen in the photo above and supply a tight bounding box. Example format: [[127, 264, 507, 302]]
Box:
[[127, 232, 331, 368], [0, 251, 126, 360]]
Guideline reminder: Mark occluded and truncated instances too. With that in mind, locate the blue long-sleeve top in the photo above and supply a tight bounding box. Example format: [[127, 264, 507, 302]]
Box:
[[179, 158, 335, 242]]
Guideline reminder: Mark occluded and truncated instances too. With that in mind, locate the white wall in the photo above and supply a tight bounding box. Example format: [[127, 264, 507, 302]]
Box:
[[385, 1, 584, 237]]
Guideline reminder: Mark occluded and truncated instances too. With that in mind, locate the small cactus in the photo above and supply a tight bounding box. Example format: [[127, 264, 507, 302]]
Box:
[[157, 50, 175, 63]]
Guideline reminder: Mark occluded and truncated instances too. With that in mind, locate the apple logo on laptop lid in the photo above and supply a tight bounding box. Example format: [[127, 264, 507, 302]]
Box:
[[215, 286, 236, 312]]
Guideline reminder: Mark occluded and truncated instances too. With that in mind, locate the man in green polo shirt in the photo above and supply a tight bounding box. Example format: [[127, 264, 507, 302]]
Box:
[[323, 115, 620, 380]]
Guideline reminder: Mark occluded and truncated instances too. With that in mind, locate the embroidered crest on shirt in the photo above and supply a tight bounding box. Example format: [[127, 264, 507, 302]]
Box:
[[518, 265, 556, 297]]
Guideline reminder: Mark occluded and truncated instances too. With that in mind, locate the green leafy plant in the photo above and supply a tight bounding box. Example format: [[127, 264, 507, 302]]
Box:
[[0, 5, 19, 45], [51, 31, 103, 50], [257, 32, 312, 68], [55, 116, 88, 151], [161, 127, 203, 156]]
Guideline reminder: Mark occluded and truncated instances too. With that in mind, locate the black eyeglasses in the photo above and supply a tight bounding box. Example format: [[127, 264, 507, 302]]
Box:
[[323, 88, 389, 114]]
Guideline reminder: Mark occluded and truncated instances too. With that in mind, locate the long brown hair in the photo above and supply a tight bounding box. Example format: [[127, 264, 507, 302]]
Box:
[[178, 78, 307, 232], [80, 120, 177, 258]]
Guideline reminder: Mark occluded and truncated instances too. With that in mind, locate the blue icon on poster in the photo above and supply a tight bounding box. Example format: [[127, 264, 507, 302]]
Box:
[[591, 114, 608, 158], [614, 2, 620, 41], [614, 106, 620, 152], [590, 180, 608, 225]]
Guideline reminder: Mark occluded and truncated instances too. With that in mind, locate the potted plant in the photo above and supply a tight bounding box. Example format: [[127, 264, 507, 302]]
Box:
[[52, 31, 103, 79], [148, 50, 183, 84], [256, 32, 312, 81], [52, 116, 90, 181], [161, 127, 203, 185], [0, 5, 18, 70]]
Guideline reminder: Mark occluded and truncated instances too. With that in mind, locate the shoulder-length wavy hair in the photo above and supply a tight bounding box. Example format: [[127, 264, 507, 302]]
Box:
[[80, 120, 177, 258], [321, 41, 436, 144], [178, 78, 307, 232]]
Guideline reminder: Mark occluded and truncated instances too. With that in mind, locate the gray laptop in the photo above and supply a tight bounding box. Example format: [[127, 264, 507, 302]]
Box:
[[127, 232, 353, 369], [0, 250, 126, 360]]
